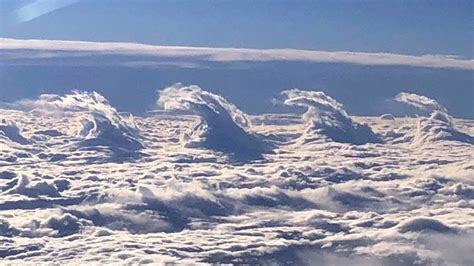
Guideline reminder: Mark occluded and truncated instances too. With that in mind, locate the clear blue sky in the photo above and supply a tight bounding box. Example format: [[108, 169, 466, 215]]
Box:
[[1, 0, 473, 118], [1, 0, 473, 57]]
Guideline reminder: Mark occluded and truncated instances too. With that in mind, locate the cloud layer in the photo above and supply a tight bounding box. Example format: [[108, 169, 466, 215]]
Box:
[[0, 89, 473, 264], [1, 38, 473, 70]]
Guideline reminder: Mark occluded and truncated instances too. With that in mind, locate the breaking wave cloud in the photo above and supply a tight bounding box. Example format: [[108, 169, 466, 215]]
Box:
[[394, 92, 474, 145], [157, 84, 273, 161], [282, 89, 382, 145], [4, 91, 145, 162]]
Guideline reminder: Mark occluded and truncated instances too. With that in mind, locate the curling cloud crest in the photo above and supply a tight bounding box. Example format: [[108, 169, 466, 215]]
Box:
[[158, 84, 250, 129], [395, 92, 448, 115], [394, 92, 473, 145], [13, 91, 127, 123], [282, 89, 381, 145], [9, 91, 144, 156], [157, 84, 273, 161]]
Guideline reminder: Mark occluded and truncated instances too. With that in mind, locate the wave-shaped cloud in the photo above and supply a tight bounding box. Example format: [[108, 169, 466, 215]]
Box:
[[282, 89, 381, 145], [1, 38, 473, 70], [5, 91, 144, 160], [393, 92, 473, 145], [157, 84, 273, 161], [395, 92, 448, 115]]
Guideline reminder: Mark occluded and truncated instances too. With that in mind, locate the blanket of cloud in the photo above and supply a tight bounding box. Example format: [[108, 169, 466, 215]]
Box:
[[0, 89, 473, 265]]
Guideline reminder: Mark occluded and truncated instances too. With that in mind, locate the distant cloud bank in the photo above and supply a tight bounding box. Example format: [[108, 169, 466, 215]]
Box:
[[1, 38, 473, 70]]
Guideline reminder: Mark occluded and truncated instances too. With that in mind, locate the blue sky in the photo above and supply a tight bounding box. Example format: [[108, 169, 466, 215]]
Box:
[[0, 0, 473, 118], [1, 0, 472, 57]]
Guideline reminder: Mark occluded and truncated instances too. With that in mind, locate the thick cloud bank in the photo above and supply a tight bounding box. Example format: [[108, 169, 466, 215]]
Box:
[[395, 92, 473, 145], [1, 38, 473, 70], [282, 89, 381, 145], [157, 85, 273, 160]]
